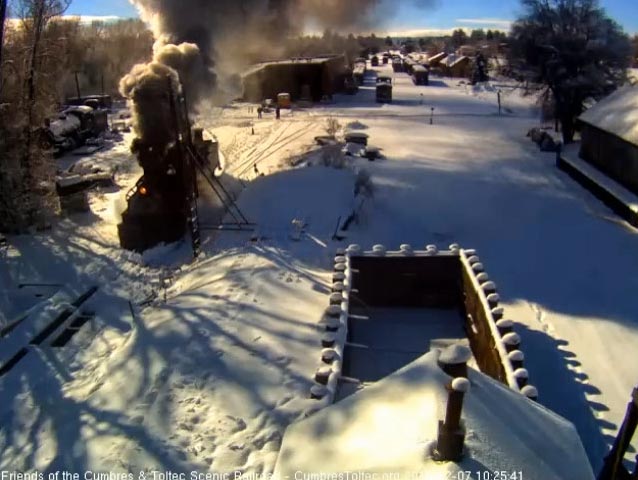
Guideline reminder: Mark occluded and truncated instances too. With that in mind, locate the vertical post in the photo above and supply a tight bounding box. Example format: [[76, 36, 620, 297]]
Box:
[[435, 377, 470, 462], [497, 90, 502, 115], [74, 71, 81, 99], [430, 107, 434, 125], [598, 387, 638, 480]]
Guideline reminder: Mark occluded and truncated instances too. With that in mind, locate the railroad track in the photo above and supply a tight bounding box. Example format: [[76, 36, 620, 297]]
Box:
[[0, 286, 99, 377], [229, 121, 294, 176], [235, 121, 318, 179]]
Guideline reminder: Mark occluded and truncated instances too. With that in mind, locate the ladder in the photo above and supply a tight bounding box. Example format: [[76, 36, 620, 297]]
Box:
[[186, 145, 254, 229], [187, 194, 201, 258]]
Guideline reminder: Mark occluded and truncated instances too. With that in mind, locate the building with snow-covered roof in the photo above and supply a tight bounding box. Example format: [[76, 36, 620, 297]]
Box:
[[440, 55, 472, 78], [241, 54, 348, 103], [274, 349, 594, 480], [426, 52, 447, 67], [578, 85, 638, 195]]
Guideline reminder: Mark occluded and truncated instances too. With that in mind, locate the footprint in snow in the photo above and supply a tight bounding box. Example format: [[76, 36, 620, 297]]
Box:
[[276, 395, 293, 408], [130, 415, 144, 425]]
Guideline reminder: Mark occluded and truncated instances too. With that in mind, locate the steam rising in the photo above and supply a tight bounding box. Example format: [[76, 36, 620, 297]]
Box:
[[120, 0, 439, 144], [119, 43, 207, 145]]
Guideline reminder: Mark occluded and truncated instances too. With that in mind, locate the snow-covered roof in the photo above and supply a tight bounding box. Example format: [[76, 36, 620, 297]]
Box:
[[427, 52, 447, 64], [274, 350, 594, 480], [441, 55, 470, 68], [579, 86, 638, 146]]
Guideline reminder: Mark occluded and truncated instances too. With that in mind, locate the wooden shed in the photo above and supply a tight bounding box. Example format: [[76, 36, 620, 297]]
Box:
[[426, 52, 447, 68], [241, 54, 348, 103], [578, 86, 638, 195], [441, 55, 472, 78]]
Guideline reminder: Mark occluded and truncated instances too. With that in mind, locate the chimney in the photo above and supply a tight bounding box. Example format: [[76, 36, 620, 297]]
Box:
[[434, 344, 472, 462], [435, 377, 470, 462]]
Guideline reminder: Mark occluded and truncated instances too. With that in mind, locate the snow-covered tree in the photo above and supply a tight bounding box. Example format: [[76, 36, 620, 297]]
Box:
[[0, 0, 70, 232], [509, 0, 632, 143]]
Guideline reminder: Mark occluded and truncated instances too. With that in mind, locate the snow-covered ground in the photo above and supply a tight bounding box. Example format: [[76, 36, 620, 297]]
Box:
[[2, 62, 638, 475]]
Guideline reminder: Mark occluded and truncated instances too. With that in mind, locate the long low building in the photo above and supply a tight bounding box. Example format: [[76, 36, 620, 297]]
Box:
[[241, 54, 349, 103], [578, 85, 638, 195]]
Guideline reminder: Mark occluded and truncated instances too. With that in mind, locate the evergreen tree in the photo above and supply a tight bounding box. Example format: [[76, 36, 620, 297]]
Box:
[[451, 29, 468, 48]]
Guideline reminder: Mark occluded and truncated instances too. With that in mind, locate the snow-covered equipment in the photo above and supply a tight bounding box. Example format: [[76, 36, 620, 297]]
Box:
[[411, 64, 430, 85], [376, 82, 393, 103], [344, 131, 369, 146], [352, 61, 366, 86], [363, 146, 381, 161], [43, 105, 108, 156], [342, 142, 365, 157]]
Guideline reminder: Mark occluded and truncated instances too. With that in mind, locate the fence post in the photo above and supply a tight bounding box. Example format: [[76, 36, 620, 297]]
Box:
[[598, 387, 638, 480]]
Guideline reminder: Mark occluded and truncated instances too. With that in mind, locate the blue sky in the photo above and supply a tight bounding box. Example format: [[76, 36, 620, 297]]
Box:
[[64, 0, 638, 34]]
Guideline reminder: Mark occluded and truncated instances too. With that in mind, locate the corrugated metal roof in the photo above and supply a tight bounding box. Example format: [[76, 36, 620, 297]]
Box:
[[579, 86, 638, 146]]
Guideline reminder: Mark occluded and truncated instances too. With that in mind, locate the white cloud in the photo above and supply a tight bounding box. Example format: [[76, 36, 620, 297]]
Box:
[[7, 15, 123, 26], [456, 18, 513, 29], [64, 15, 122, 23], [382, 28, 463, 37]]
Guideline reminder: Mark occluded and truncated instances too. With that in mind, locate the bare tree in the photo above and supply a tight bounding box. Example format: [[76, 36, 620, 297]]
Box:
[[509, 0, 631, 143], [0, 0, 70, 232]]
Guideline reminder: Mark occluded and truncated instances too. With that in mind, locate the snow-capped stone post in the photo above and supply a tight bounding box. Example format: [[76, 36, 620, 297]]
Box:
[[314, 366, 332, 385], [486, 293, 499, 309], [435, 377, 470, 462], [481, 281, 497, 296], [332, 272, 345, 284], [437, 344, 472, 378], [521, 385, 538, 402], [508, 350, 525, 370], [513, 368, 529, 388], [476, 272, 489, 283], [491, 306, 504, 321], [310, 384, 328, 400], [346, 244, 361, 254], [321, 332, 336, 348], [399, 244, 414, 256], [321, 349, 338, 364], [471, 262, 484, 274], [329, 292, 343, 305], [372, 244, 386, 256], [425, 244, 438, 255], [495, 319, 514, 336], [502, 332, 521, 353]]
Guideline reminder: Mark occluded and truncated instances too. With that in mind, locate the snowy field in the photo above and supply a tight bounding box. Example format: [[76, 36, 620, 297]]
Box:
[[1, 61, 638, 475]]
